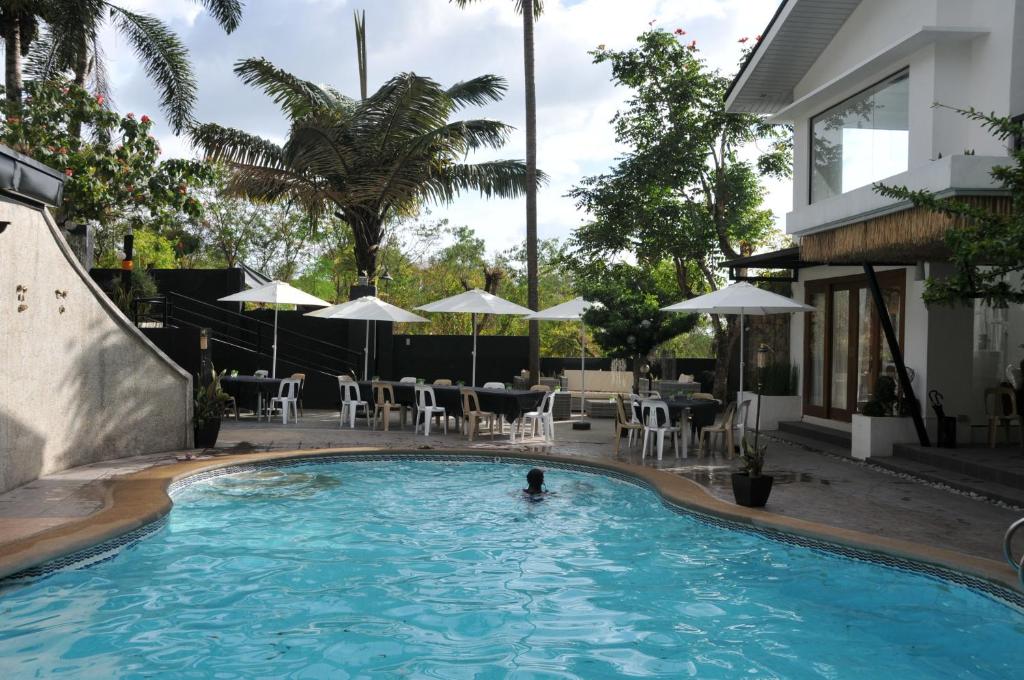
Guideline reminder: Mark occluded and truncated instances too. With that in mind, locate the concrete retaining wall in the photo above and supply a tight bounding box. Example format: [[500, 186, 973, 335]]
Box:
[[0, 199, 191, 494]]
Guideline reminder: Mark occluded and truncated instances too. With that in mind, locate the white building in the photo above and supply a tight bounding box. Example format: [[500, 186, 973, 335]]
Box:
[[725, 0, 1024, 454]]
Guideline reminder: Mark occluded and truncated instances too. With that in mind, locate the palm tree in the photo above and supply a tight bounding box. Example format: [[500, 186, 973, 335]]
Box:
[[191, 58, 544, 281], [26, 0, 242, 132], [452, 0, 542, 383], [0, 0, 45, 108]]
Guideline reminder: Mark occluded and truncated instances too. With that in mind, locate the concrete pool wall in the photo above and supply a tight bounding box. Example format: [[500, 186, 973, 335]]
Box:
[[0, 198, 192, 494]]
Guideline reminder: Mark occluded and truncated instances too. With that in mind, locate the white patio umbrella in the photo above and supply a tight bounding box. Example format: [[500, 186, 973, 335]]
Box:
[[415, 289, 534, 386], [218, 280, 330, 378], [524, 297, 601, 418], [305, 296, 429, 380], [661, 282, 814, 407]]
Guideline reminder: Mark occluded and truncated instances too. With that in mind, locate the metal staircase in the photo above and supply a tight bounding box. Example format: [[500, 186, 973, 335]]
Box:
[[132, 292, 361, 379]]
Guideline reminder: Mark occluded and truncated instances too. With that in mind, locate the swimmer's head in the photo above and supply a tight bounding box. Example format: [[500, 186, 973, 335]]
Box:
[[525, 468, 545, 493]]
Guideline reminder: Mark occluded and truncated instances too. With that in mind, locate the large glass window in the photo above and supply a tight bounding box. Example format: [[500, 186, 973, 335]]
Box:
[[811, 71, 909, 203]]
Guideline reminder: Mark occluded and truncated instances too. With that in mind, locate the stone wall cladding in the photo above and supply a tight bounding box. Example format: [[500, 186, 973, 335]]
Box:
[[0, 199, 191, 493]]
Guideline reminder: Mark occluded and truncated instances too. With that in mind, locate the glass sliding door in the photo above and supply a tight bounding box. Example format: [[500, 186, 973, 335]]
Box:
[[804, 271, 906, 422]]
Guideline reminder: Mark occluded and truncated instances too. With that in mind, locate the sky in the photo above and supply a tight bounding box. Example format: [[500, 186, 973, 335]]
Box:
[[102, 0, 789, 256]]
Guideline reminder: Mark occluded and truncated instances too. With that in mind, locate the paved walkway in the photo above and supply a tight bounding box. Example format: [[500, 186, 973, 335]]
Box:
[[0, 411, 1021, 565]]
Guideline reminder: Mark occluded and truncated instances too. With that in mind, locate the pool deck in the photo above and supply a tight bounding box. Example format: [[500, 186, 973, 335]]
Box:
[[0, 411, 1021, 593]]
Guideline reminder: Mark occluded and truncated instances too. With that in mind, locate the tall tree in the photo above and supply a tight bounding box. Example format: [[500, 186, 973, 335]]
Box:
[[27, 0, 243, 133], [192, 58, 543, 282], [0, 0, 42, 108], [452, 0, 543, 384], [568, 29, 789, 399]]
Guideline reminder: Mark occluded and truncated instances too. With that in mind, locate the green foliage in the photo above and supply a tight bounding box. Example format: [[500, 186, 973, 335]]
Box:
[[759, 361, 799, 397], [862, 375, 898, 417], [739, 435, 767, 477], [191, 58, 542, 278], [0, 79, 213, 230], [193, 368, 231, 426], [875, 106, 1024, 306], [27, 0, 243, 132], [573, 260, 696, 375], [110, 268, 159, 317]]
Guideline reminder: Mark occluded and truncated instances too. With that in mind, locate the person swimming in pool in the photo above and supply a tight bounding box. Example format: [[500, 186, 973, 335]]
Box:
[[523, 468, 548, 497]]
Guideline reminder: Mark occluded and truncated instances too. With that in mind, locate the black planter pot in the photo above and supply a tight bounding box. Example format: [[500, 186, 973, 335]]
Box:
[[731, 472, 774, 508], [194, 418, 222, 449]]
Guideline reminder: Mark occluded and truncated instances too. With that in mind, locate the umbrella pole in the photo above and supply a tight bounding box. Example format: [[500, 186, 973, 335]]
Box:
[[364, 320, 370, 381], [472, 312, 477, 387], [739, 310, 745, 444], [272, 307, 279, 378], [573, 319, 592, 430]]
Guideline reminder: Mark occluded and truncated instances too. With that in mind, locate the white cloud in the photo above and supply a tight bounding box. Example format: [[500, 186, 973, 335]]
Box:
[[103, 0, 789, 255]]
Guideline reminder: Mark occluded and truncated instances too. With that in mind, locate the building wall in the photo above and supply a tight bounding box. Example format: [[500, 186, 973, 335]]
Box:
[[787, 0, 1022, 214], [0, 199, 191, 494]]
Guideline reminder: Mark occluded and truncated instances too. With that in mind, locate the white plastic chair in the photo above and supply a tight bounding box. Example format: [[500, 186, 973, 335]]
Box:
[[269, 379, 301, 425], [400, 376, 417, 383], [414, 385, 447, 436], [520, 391, 555, 441], [254, 369, 269, 378], [338, 378, 369, 429], [482, 382, 505, 390], [641, 399, 682, 461]]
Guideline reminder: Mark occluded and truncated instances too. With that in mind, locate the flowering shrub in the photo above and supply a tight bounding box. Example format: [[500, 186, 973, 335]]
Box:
[[0, 79, 213, 231]]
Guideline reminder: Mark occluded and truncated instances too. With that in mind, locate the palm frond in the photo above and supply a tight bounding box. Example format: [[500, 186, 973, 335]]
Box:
[[234, 57, 352, 121], [108, 4, 196, 133], [450, 0, 543, 18], [445, 74, 507, 110], [193, 0, 243, 33], [190, 122, 285, 168], [423, 159, 542, 203]]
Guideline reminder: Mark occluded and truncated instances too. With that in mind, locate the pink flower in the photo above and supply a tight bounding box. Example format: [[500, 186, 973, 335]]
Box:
[[64, 168, 74, 177], [127, 112, 135, 119], [688, 39, 697, 49], [141, 115, 151, 124], [674, 28, 685, 36], [755, 34, 763, 42], [96, 94, 105, 105], [738, 36, 749, 43]]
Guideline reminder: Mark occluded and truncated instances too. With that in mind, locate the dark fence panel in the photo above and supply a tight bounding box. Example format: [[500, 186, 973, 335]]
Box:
[[392, 335, 528, 385], [91, 267, 245, 306], [142, 327, 202, 378]]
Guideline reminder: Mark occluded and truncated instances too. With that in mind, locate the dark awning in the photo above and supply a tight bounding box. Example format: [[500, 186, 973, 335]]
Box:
[[0, 144, 65, 208], [722, 247, 814, 281]]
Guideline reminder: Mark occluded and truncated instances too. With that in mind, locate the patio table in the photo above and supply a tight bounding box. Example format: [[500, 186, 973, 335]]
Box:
[[635, 397, 718, 444], [359, 381, 544, 440], [222, 375, 282, 422]]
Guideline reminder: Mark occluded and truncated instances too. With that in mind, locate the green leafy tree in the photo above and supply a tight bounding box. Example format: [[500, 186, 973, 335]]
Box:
[[575, 260, 696, 392], [0, 79, 213, 238], [876, 107, 1024, 306], [567, 28, 789, 398], [191, 58, 542, 282], [452, 0, 544, 384], [25, 0, 242, 132], [0, 0, 43, 107]]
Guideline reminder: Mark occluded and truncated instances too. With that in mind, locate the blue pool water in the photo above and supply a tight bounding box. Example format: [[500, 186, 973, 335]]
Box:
[[1, 460, 1022, 678]]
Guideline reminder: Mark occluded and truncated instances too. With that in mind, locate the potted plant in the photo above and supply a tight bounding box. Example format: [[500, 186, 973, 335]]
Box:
[[851, 375, 917, 459], [731, 436, 773, 507], [194, 368, 231, 449]]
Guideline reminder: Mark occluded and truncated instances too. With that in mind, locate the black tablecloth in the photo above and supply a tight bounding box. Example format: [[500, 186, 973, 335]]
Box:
[[358, 382, 544, 423], [222, 375, 282, 411], [635, 398, 718, 434]]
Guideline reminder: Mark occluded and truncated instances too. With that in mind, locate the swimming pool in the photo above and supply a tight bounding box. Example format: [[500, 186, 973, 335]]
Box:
[[1, 458, 1022, 678]]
